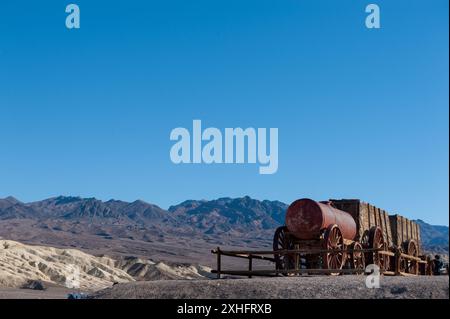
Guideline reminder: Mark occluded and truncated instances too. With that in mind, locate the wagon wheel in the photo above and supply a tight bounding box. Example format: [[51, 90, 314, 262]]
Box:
[[350, 242, 365, 274], [360, 230, 370, 247], [273, 226, 295, 275], [404, 240, 419, 275], [322, 224, 345, 275], [368, 226, 390, 272]]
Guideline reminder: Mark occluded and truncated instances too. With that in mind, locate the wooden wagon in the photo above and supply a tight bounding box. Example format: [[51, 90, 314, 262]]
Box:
[[330, 199, 425, 275]]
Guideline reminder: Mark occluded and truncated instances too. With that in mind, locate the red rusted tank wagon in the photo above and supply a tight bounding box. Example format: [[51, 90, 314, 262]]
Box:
[[273, 198, 425, 275], [274, 199, 386, 274]]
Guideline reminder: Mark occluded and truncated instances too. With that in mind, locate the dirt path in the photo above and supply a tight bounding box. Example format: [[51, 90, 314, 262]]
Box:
[[94, 276, 449, 299], [1, 276, 447, 299]]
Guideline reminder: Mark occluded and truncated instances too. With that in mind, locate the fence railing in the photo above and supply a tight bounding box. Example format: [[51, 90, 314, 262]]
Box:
[[211, 247, 428, 278]]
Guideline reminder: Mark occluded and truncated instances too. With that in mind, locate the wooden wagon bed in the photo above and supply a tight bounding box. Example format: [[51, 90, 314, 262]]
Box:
[[330, 199, 421, 254]]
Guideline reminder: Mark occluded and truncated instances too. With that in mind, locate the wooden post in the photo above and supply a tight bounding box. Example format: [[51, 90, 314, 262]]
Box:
[[394, 248, 401, 276], [216, 247, 221, 279], [412, 256, 419, 276], [248, 255, 253, 279]]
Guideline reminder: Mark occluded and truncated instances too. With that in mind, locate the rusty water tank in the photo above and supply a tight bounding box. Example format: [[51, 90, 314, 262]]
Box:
[[285, 198, 357, 240]]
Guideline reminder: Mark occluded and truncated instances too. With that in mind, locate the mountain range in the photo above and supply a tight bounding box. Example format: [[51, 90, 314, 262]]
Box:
[[0, 196, 447, 265]]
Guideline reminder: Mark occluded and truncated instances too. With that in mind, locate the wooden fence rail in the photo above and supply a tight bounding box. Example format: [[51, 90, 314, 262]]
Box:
[[211, 247, 428, 279]]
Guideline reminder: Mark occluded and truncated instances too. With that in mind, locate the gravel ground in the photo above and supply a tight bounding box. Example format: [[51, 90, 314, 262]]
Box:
[[94, 276, 449, 299], [0, 286, 86, 299]]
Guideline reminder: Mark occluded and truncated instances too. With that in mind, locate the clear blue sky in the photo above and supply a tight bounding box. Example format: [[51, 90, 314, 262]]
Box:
[[0, 1, 448, 225]]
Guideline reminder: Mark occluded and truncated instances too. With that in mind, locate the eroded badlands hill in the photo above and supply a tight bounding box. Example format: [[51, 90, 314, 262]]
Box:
[[0, 240, 212, 291]]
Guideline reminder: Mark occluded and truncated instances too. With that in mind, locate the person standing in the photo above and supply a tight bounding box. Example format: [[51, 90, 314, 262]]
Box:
[[433, 255, 444, 276]]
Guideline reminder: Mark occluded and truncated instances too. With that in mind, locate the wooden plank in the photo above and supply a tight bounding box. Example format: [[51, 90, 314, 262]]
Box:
[[404, 218, 408, 240], [213, 247, 383, 255], [394, 215, 402, 247], [398, 215, 403, 247], [383, 210, 389, 245], [383, 210, 391, 247], [414, 221, 418, 240], [376, 206, 387, 246], [374, 206, 380, 228], [389, 215, 398, 247], [402, 216, 408, 247], [369, 204, 376, 228], [416, 222, 422, 254], [394, 215, 399, 247], [399, 272, 419, 277], [360, 202, 370, 240], [416, 223, 420, 242], [373, 205, 378, 228], [362, 202, 369, 235], [387, 211, 392, 247], [219, 252, 276, 262], [399, 216, 404, 246], [355, 201, 363, 241], [211, 268, 373, 276], [407, 219, 412, 240], [412, 221, 417, 242], [379, 250, 395, 257], [373, 206, 378, 227], [404, 217, 409, 242], [378, 208, 386, 243], [415, 222, 421, 255], [408, 219, 413, 242], [211, 267, 396, 276], [377, 207, 382, 230], [383, 214, 392, 247], [399, 253, 423, 262], [386, 212, 394, 246]]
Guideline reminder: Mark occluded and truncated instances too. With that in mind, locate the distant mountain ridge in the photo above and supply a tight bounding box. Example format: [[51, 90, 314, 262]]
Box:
[[0, 196, 447, 257], [415, 219, 449, 255], [169, 196, 287, 232], [0, 195, 287, 234]]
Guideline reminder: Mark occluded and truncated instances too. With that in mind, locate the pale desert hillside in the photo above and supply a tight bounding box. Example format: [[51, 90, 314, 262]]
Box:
[[0, 240, 212, 291], [0, 240, 133, 290]]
